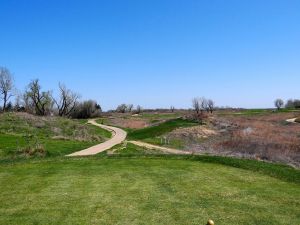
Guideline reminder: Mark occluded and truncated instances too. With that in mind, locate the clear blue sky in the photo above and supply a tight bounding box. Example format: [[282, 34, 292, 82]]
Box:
[[0, 0, 299, 110]]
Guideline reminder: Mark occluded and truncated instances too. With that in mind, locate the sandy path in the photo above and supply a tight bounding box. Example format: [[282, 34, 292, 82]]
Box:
[[286, 118, 297, 123], [67, 119, 127, 156], [128, 140, 192, 155]]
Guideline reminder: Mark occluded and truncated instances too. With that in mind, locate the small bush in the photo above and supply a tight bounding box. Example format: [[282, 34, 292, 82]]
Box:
[[17, 144, 48, 158]]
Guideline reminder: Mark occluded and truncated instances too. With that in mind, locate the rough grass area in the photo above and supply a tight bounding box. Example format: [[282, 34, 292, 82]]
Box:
[[108, 143, 165, 155], [127, 118, 198, 140], [217, 108, 300, 116], [97, 112, 185, 129], [0, 157, 299, 225], [0, 113, 111, 159]]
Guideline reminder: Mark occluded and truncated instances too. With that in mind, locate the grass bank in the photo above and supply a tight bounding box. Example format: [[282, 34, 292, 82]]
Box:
[[127, 118, 198, 140], [0, 112, 111, 159]]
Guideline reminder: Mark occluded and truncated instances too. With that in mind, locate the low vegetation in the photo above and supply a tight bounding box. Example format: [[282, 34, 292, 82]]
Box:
[[127, 118, 198, 140], [0, 112, 111, 159]]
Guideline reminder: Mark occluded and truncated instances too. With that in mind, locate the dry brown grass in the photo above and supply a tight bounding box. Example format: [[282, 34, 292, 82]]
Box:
[[176, 112, 300, 166], [215, 113, 300, 166], [107, 116, 148, 129]]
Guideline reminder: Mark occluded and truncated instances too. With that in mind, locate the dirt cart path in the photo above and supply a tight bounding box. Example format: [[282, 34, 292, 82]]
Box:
[[286, 118, 297, 123], [128, 140, 192, 155], [67, 119, 127, 156]]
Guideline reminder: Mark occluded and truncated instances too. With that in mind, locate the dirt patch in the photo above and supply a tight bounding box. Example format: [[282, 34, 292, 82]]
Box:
[[170, 126, 218, 139], [107, 117, 148, 129]]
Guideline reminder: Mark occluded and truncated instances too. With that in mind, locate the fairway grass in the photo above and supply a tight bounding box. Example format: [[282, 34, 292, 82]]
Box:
[[0, 157, 299, 225]]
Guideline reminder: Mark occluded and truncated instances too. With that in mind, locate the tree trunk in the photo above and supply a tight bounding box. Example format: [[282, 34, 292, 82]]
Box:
[[3, 92, 7, 112]]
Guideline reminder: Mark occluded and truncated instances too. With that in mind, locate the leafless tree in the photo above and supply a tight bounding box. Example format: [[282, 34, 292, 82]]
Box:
[[0, 67, 14, 111], [116, 104, 127, 113], [201, 97, 208, 113], [136, 105, 142, 114], [71, 100, 101, 119], [192, 97, 207, 114], [285, 99, 300, 109], [127, 104, 134, 112], [207, 99, 215, 113], [24, 79, 52, 116], [192, 98, 200, 114], [170, 106, 175, 112], [274, 98, 284, 110], [53, 83, 80, 117]]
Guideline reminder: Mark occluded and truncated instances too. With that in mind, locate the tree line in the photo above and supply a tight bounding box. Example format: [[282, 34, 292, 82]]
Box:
[[0, 67, 101, 118], [274, 98, 300, 110]]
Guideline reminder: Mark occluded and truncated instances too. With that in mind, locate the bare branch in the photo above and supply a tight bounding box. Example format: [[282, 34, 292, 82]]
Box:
[[0, 67, 14, 111]]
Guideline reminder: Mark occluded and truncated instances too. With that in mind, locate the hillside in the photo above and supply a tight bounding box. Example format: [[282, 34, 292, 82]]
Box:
[[0, 112, 111, 159]]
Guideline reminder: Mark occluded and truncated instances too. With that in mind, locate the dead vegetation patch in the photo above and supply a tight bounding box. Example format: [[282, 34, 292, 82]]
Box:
[[180, 112, 300, 167]]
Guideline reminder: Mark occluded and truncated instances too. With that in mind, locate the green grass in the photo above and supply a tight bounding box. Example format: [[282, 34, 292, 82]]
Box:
[[138, 112, 182, 119], [141, 136, 185, 149], [127, 118, 198, 140], [0, 157, 299, 225], [110, 143, 164, 155], [219, 108, 300, 116], [0, 134, 98, 158], [0, 113, 111, 159], [101, 144, 300, 184]]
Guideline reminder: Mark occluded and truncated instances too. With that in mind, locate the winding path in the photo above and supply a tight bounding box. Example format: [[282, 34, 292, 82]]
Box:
[[67, 119, 127, 156], [128, 140, 191, 155], [68, 119, 191, 156]]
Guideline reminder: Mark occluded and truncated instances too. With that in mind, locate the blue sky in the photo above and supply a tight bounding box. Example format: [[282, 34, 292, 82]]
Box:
[[0, 0, 299, 110]]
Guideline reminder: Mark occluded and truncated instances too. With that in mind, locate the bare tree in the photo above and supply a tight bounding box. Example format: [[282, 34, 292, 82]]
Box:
[[0, 67, 14, 111], [201, 97, 208, 113], [71, 100, 101, 119], [53, 83, 80, 117], [274, 98, 284, 110], [170, 106, 175, 112], [24, 79, 52, 116], [207, 99, 215, 113], [192, 97, 207, 114], [116, 104, 127, 113], [136, 105, 142, 114], [192, 98, 200, 114], [127, 104, 134, 113], [285, 99, 300, 109]]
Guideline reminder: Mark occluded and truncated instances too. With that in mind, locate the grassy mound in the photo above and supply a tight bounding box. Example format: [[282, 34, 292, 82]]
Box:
[[0, 113, 111, 159], [127, 118, 198, 140], [0, 157, 299, 225]]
